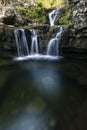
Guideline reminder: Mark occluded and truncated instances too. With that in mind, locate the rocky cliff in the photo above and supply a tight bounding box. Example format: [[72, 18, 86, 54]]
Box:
[[68, 0, 87, 49]]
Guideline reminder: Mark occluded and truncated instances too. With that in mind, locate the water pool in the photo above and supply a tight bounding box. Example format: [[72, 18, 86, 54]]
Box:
[[0, 58, 87, 130]]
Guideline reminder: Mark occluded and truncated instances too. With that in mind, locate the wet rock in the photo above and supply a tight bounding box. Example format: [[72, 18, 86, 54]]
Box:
[[0, 26, 16, 50]]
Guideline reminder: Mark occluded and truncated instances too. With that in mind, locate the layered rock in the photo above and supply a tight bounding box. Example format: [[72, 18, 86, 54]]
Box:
[[68, 0, 87, 49]]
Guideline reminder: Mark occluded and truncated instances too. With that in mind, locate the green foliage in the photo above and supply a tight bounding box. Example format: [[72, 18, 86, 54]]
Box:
[[18, 7, 25, 12], [27, 6, 45, 19], [27, 6, 45, 23], [18, 7, 26, 15], [58, 8, 72, 26], [18, 5, 47, 23], [36, 0, 65, 9]]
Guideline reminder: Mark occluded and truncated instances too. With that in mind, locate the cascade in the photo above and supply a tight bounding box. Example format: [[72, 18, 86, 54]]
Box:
[[14, 27, 63, 60], [30, 29, 39, 54], [48, 9, 60, 26], [47, 27, 63, 56], [14, 29, 29, 56]]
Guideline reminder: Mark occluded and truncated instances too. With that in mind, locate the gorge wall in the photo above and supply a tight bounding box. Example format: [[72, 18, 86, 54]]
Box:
[[68, 0, 87, 49]]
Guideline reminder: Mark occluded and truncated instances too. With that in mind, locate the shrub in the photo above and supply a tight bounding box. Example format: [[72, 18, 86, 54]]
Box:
[[58, 7, 72, 26], [36, 0, 64, 9], [18, 7, 26, 15], [26, 6, 46, 23]]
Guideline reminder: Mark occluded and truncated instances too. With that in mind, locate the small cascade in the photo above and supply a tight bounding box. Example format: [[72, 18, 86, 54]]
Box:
[[47, 27, 63, 56], [14, 29, 29, 56], [30, 29, 39, 54], [48, 9, 60, 26], [14, 27, 63, 60], [56, 27, 63, 38]]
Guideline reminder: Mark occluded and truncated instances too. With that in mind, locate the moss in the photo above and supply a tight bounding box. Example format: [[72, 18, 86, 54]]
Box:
[[17, 7, 26, 18], [17, 5, 47, 24], [26, 6, 46, 23], [58, 7, 72, 26], [18, 7, 26, 14], [36, 0, 65, 9]]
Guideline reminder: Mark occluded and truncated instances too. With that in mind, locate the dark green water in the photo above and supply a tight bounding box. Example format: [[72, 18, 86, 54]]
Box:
[[0, 58, 87, 130]]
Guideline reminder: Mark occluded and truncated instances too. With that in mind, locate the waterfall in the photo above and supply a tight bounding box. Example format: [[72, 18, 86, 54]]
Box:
[[14, 29, 29, 56], [13, 6, 64, 60], [48, 9, 60, 26], [47, 9, 63, 56], [14, 27, 63, 60], [30, 29, 39, 54], [47, 27, 63, 56]]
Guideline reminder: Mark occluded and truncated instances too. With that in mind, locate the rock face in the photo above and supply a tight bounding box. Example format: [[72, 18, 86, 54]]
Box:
[[68, 0, 87, 49], [0, 26, 16, 50], [0, 6, 16, 25]]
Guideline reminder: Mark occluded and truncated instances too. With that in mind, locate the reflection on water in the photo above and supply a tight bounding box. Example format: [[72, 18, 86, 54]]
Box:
[[31, 64, 60, 96], [0, 58, 87, 130]]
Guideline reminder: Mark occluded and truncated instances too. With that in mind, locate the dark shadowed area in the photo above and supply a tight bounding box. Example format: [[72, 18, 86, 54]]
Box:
[[0, 58, 87, 130]]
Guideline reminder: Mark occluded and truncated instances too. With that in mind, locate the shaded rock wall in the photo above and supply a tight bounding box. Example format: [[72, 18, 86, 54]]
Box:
[[0, 6, 16, 25], [68, 0, 87, 49], [0, 26, 15, 50]]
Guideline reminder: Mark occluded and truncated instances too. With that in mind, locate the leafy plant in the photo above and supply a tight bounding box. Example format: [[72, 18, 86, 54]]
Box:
[[36, 0, 65, 9], [26, 5, 46, 23], [18, 7, 26, 15], [58, 7, 72, 26]]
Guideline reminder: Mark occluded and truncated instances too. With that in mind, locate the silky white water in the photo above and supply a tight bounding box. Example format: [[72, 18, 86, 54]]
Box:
[[47, 27, 63, 56], [48, 9, 60, 26], [30, 29, 39, 54], [14, 29, 29, 56], [14, 27, 63, 60]]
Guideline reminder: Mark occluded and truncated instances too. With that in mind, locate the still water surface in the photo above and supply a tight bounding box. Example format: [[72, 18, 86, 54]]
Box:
[[0, 58, 87, 130]]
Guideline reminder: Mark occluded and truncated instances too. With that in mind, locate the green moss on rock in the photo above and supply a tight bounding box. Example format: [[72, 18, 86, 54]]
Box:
[[17, 5, 47, 24], [58, 7, 72, 26]]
